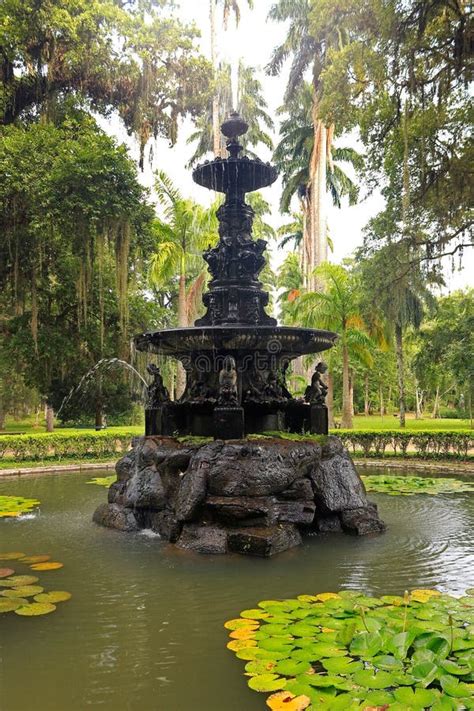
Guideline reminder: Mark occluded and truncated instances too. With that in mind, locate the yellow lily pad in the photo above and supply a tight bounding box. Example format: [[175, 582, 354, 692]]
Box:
[[266, 691, 311, 710], [230, 628, 257, 640], [34, 591, 72, 604], [227, 638, 258, 651], [2, 585, 44, 598], [30, 562, 63, 571], [19, 555, 50, 564], [0, 552, 25, 560], [315, 593, 340, 602], [410, 589, 441, 603], [15, 602, 56, 616], [241, 609, 270, 620], [224, 618, 259, 631]]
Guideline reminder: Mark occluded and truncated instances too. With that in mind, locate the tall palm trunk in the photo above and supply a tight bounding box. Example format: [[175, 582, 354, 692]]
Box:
[[309, 119, 327, 291], [46, 403, 54, 432], [341, 340, 352, 428], [379, 383, 384, 418], [176, 258, 187, 397], [210, 0, 221, 157], [431, 386, 440, 419], [327, 370, 334, 428], [395, 322, 406, 428], [364, 373, 370, 416]]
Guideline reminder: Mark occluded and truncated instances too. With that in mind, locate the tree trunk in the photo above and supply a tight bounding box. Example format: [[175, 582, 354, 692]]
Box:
[[309, 119, 328, 291], [176, 269, 187, 397], [431, 386, 440, 419], [46, 404, 54, 432], [341, 342, 352, 429], [415, 386, 424, 419], [0, 404, 5, 431], [327, 371, 334, 428], [364, 373, 370, 416], [349, 368, 354, 417], [210, 0, 221, 157], [379, 383, 384, 418], [395, 322, 406, 428]]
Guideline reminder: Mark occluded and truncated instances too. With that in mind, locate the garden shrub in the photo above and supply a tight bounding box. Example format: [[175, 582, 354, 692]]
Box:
[[334, 430, 473, 460], [0, 429, 138, 461]]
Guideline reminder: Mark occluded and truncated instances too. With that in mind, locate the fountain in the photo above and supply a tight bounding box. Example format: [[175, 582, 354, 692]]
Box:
[[93, 112, 385, 555]]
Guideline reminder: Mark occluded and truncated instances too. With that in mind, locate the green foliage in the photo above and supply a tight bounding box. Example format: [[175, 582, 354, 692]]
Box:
[[0, 429, 137, 462], [336, 431, 474, 460], [0, 0, 211, 161], [361, 475, 474, 497], [225, 589, 474, 709]]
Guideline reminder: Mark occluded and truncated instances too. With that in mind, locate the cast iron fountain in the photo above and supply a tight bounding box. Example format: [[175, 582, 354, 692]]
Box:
[[93, 112, 385, 555]]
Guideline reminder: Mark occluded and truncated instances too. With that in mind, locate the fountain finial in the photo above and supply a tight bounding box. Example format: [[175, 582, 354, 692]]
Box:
[[221, 111, 248, 158]]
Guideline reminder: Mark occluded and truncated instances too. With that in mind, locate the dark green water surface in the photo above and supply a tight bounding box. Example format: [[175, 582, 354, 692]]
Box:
[[0, 467, 473, 711]]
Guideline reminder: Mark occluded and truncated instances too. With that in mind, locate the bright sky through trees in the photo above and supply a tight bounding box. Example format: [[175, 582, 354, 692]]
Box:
[[99, 0, 472, 292]]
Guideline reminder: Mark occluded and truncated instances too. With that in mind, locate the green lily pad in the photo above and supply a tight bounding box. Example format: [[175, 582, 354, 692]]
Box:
[[241, 609, 270, 620], [361, 474, 474, 496], [321, 656, 363, 674], [86, 475, 117, 487], [0, 598, 24, 612], [274, 659, 311, 677], [0, 496, 40, 518], [352, 669, 395, 688], [0, 552, 25, 560], [244, 659, 277, 675], [33, 591, 72, 604], [3, 575, 39, 586], [18, 555, 50, 564], [2, 585, 44, 597], [14, 602, 56, 616], [393, 686, 437, 708], [248, 674, 286, 692]]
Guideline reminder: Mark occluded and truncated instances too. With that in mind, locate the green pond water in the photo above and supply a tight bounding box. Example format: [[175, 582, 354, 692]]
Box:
[[0, 467, 473, 711]]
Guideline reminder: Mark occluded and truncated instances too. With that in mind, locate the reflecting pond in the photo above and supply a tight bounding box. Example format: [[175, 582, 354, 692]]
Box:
[[0, 466, 473, 711]]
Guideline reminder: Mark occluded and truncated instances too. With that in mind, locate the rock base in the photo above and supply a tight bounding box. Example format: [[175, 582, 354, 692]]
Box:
[[93, 435, 385, 557]]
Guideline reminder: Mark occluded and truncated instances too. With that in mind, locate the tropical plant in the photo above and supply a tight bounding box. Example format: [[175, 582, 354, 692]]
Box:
[[187, 60, 273, 165], [290, 263, 373, 428], [273, 83, 360, 286], [209, 1, 254, 155], [149, 171, 217, 394]]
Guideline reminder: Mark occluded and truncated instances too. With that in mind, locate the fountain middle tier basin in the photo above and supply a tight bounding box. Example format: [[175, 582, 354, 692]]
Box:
[[134, 325, 337, 360]]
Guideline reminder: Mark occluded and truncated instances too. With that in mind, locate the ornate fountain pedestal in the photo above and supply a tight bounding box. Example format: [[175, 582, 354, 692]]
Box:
[[93, 435, 385, 556]]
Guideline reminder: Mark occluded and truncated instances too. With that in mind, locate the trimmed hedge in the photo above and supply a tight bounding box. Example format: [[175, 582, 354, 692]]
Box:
[[0, 429, 139, 461], [335, 429, 474, 460], [0, 428, 472, 462]]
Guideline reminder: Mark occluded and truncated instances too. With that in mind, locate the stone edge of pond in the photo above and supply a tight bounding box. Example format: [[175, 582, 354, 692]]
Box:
[[0, 457, 473, 478], [359, 458, 474, 475], [0, 461, 117, 477]]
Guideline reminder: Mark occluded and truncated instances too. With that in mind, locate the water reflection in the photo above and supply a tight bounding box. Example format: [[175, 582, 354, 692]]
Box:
[[0, 468, 472, 711]]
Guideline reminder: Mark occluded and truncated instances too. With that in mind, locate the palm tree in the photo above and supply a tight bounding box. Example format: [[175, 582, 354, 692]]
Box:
[[187, 60, 273, 166], [290, 262, 373, 429], [273, 83, 360, 287], [149, 171, 216, 395], [210, 1, 254, 156], [267, 2, 349, 284]]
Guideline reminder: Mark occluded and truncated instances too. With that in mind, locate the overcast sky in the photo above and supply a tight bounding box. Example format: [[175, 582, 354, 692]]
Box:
[[104, 0, 472, 292]]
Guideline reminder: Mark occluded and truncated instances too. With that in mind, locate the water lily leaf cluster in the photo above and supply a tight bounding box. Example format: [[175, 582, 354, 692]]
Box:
[[86, 475, 117, 488], [0, 495, 40, 518], [361, 475, 474, 497], [225, 590, 474, 709], [0, 552, 71, 617]]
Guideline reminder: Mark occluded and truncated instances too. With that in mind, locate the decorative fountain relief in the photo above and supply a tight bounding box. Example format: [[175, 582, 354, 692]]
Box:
[[93, 112, 385, 555]]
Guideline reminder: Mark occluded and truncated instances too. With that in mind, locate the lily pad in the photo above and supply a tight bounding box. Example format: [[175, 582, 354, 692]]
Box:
[[14, 602, 56, 616], [18, 555, 50, 564], [2, 575, 39, 586], [30, 562, 63, 571], [361, 474, 474, 496], [0, 552, 25, 560], [266, 691, 311, 710], [33, 591, 72, 604], [352, 669, 395, 688], [86, 475, 117, 487], [0, 568, 15, 578], [248, 674, 286, 692], [0, 598, 24, 613], [2, 585, 44, 597], [0, 496, 40, 518], [224, 618, 259, 631]]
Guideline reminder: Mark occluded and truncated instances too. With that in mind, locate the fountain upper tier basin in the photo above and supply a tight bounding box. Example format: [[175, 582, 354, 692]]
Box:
[[192, 156, 277, 194], [134, 325, 337, 359]]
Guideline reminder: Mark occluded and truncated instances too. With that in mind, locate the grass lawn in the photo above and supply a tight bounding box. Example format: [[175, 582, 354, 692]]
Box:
[[0, 456, 117, 470], [1, 415, 143, 436], [347, 415, 472, 431]]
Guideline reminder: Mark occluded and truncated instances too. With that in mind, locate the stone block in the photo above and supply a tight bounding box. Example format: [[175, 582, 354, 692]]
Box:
[[213, 407, 245, 440], [227, 525, 302, 557], [273, 500, 316, 525], [123, 467, 166, 510], [205, 495, 273, 525], [313, 514, 342, 532], [176, 524, 228, 554], [340, 507, 387, 535], [175, 462, 208, 521], [310, 451, 368, 513], [92, 503, 139, 532], [278, 477, 314, 501], [310, 405, 328, 435]]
